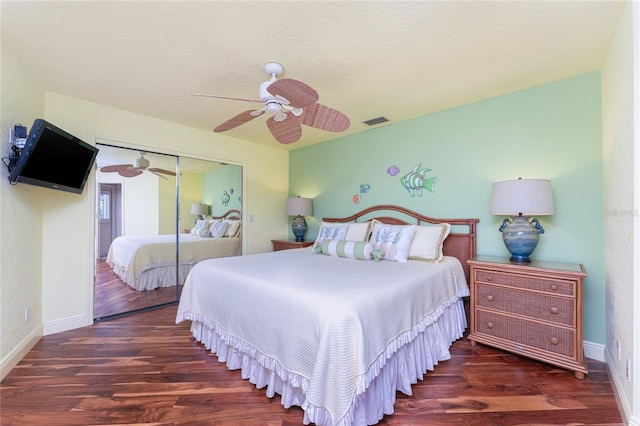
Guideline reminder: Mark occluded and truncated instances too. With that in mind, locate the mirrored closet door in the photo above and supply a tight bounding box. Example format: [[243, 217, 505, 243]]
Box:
[[93, 144, 243, 320]]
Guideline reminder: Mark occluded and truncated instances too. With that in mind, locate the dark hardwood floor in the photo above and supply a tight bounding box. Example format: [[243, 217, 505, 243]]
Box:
[[94, 259, 180, 319], [1, 305, 623, 425]]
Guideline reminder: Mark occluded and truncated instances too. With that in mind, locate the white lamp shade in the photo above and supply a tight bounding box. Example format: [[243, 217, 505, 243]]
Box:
[[191, 203, 209, 216], [286, 197, 312, 216], [490, 179, 554, 216]]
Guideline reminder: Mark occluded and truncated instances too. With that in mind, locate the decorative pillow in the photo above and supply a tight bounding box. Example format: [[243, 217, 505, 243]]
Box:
[[316, 221, 372, 241], [207, 219, 221, 231], [223, 220, 241, 237], [194, 227, 211, 237], [191, 218, 210, 236], [320, 239, 376, 261], [369, 224, 416, 263], [345, 222, 373, 241], [312, 224, 348, 251], [209, 220, 228, 238], [408, 223, 451, 262]]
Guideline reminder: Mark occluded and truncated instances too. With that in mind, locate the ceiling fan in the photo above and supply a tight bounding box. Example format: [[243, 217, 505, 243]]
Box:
[[99, 152, 176, 180], [192, 62, 350, 144]]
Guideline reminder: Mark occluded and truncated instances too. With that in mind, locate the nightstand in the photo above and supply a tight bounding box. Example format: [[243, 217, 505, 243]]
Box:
[[467, 255, 588, 379], [271, 239, 314, 251]]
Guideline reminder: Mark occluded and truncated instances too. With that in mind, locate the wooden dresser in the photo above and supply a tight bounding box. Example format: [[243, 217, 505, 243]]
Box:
[[271, 239, 314, 251], [467, 256, 588, 379]]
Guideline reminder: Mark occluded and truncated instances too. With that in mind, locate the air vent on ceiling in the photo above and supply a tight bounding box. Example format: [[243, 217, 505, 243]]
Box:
[[363, 116, 389, 126]]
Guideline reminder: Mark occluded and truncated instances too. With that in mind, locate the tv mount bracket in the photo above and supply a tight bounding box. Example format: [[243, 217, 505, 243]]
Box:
[[2, 123, 28, 174]]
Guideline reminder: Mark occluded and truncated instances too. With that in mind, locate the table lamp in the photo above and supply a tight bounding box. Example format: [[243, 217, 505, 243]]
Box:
[[191, 203, 209, 224], [490, 178, 554, 262], [286, 196, 312, 242]]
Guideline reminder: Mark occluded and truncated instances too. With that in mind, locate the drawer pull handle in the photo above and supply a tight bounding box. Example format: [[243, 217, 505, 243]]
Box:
[[486, 275, 493, 282], [550, 307, 559, 315], [486, 295, 494, 302], [550, 337, 559, 345], [551, 284, 558, 291], [486, 322, 494, 329]]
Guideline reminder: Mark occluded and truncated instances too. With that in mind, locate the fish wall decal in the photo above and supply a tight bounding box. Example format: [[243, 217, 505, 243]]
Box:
[[400, 163, 437, 197]]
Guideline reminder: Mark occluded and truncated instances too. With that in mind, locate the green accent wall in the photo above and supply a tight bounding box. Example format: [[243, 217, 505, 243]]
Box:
[[290, 72, 605, 344], [202, 165, 242, 217]]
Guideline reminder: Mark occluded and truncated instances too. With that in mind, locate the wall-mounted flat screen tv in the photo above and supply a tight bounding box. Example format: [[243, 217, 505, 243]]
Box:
[[9, 119, 99, 194]]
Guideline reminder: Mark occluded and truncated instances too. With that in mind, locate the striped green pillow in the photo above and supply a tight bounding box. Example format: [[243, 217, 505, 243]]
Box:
[[320, 239, 379, 261]]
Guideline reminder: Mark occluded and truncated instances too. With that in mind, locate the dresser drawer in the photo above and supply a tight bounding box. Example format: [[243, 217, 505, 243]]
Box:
[[474, 269, 575, 296], [475, 310, 575, 358], [476, 283, 575, 326]]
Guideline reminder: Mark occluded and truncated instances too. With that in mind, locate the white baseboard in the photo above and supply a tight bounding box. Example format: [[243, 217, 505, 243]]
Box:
[[0, 324, 42, 381], [43, 313, 92, 336], [604, 348, 639, 426], [1, 314, 91, 380], [584, 339, 606, 362]]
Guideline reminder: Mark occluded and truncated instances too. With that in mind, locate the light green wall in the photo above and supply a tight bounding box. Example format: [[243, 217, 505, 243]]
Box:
[[290, 72, 605, 344], [202, 166, 242, 217]]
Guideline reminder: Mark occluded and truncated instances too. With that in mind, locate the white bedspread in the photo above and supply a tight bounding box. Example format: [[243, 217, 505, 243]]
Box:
[[107, 234, 241, 291], [176, 248, 469, 425]]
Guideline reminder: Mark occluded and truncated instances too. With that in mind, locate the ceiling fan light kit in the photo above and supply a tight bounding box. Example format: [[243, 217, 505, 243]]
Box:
[[194, 62, 350, 144]]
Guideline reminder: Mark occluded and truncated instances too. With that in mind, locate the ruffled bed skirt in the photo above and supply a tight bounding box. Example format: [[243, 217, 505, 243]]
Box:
[[186, 298, 467, 426], [109, 261, 195, 291]]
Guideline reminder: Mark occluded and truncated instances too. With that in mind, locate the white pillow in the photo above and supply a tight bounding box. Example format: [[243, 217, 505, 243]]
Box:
[[209, 220, 228, 238], [345, 222, 372, 241], [312, 224, 348, 251], [316, 221, 372, 241], [191, 218, 210, 236], [369, 223, 416, 263], [223, 220, 241, 237], [408, 223, 451, 262], [207, 219, 221, 231], [194, 227, 210, 237]]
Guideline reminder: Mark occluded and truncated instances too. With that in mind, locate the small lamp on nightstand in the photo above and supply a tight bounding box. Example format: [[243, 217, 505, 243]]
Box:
[[286, 196, 313, 242], [190, 203, 209, 224], [490, 178, 554, 263]]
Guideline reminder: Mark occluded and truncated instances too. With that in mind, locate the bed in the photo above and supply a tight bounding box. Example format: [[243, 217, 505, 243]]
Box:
[[176, 205, 478, 426], [106, 209, 242, 291]]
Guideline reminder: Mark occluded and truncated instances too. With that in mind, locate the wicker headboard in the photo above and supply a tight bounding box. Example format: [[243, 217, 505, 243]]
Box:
[[212, 209, 242, 220], [323, 204, 479, 282]]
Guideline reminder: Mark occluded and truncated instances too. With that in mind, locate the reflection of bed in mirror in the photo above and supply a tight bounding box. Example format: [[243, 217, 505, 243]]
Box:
[[107, 210, 241, 291]]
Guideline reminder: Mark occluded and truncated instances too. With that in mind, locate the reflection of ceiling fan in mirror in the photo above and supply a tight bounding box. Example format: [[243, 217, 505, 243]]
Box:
[[192, 62, 350, 144], [100, 152, 176, 180]]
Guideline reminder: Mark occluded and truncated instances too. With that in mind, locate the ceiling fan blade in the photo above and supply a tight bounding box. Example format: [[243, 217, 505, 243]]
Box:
[[266, 78, 319, 109], [149, 168, 176, 176], [191, 93, 263, 104], [214, 109, 265, 132], [118, 169, 143, 178], [266, 115, 302, 144], [301, 103, 351, 132], [147, 169, 168, 180], [100, 164, 133, 173]]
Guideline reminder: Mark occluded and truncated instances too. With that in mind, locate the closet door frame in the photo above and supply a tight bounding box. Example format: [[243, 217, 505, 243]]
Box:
[[90, 137, 245, 322]]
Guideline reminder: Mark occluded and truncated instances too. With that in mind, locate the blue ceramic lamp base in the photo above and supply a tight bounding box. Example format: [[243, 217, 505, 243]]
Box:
[[499, 215, 545, 263], [292, 216, 308, 242]]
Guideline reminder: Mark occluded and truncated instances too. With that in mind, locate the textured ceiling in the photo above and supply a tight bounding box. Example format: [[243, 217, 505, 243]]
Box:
[[1, 1, 626, 151]]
